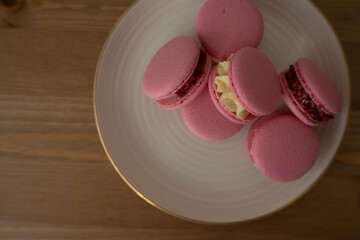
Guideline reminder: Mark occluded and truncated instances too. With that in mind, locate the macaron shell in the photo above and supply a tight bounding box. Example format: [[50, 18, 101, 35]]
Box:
[[229, 47, 282, 116], [246, 112, 282, 157], [247, 113, 319, 182], [157, 53, 212, 110], [295, 58, 342, 115], [143, 36, 199, 100], [197, 0, 264, 61], [208, 66, 257, 124], [279, 71, 319, 126], [181, 84, 243, 142]]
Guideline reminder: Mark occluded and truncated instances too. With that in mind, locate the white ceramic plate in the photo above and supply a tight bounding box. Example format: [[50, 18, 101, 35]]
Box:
[[94, 0, 349, 223]]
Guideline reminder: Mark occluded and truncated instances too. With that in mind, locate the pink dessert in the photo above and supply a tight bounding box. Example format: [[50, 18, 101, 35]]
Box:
[[209, 47, 281, 124], [247, 113, 319, 182], [143, 36, 212, 110], [197, 0, 264, 61], [181, 84, 243, 142], [279, 58, 342, 126]]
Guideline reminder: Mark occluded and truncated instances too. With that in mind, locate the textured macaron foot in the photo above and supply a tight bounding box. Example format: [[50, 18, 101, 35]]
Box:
[[181, 85, 243, 142], [143, 36, 212, 110], [197, 0, 264, 61], [247, 113, 319, 182], [280, 58, 342, 126]]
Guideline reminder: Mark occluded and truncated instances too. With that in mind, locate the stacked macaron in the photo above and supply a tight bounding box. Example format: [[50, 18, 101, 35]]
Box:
[[142, 0, 342, 182]]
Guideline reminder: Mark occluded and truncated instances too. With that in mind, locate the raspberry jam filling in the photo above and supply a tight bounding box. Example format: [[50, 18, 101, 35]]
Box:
[[175, 50, 207, 97], [285, 65, 333, 123]]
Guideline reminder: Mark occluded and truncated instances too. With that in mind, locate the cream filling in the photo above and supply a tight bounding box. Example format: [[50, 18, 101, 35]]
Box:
[[215, 57, 249, 119]]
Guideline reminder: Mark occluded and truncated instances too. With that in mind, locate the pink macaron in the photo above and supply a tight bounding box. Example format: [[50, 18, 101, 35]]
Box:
[[209, 47, 281, 124], [247, 113, 319, 182], [181, 84, 243, 142], [197, 0, 264, 61], [143, 36, 212, 110], [279, 58, 342, 126]]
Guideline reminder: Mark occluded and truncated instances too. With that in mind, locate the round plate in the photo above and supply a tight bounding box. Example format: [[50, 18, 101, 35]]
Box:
[[94, 0, 350, 223]]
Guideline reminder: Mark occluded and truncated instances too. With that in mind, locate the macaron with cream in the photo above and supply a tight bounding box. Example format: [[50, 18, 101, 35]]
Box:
[[209, 47, 281, 124]]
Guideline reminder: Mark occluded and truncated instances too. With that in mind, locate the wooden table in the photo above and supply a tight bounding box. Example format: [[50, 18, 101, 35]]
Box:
[[0, 0, 359, 239]]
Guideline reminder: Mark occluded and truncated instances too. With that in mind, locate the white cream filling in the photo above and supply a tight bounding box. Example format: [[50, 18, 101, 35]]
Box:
[[215, 56, 249, 119]]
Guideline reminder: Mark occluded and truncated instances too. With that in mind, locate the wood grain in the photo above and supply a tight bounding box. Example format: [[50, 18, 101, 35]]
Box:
[[0, 0, 359, 239]]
